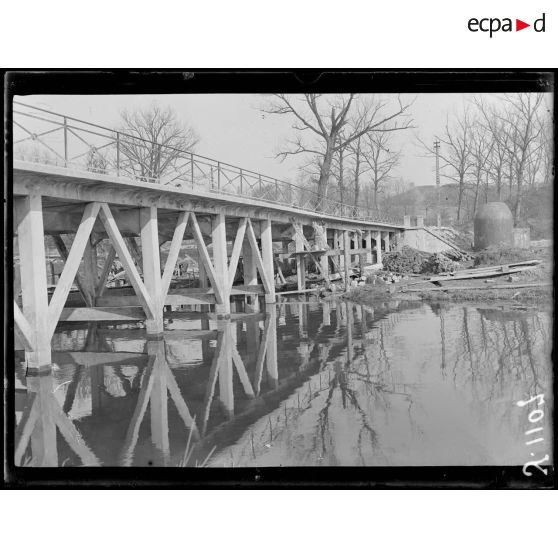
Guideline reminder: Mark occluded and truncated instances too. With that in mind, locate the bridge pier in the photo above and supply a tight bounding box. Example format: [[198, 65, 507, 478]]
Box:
[[261, 218, 276, 305], [141, 206, 165, 336], [15, 194, 52, 373], [375, 230, 383, 265], [243, 236, 259, 312], [212, 213, 231, 317], [13, 182, 404, 347]]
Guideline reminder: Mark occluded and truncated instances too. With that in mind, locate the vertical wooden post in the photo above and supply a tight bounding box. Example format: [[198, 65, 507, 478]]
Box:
[[140, 206, 164, 336], [365, 230, 373, 264], [387, 231, 395, 252], [82, 239, 98, 307], [382, 231, 388, 254], [197, 246, 208, 288], [294, 227, 305, 292], [343, 230, 351, 291], [357, 233, 365, 275], [243, 237, 259, 312], [334, 229, 343, 271], [317, 224, 329, 278], [375, 230, 382, 265], [212, 212, 230, 316], [261, 218, 276, 304], [15, 194, 51, 371]]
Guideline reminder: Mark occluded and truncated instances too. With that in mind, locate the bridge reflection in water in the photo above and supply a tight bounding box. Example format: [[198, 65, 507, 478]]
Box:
[[14, 300, 553, 468]]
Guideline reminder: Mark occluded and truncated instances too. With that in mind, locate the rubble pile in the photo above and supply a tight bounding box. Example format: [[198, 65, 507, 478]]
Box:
[[423, 253, 460, 274], [382, 246, 429, 274]]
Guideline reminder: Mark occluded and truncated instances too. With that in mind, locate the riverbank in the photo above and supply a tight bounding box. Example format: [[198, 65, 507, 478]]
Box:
[[342, 244, 553, 306], [344, 282, 552, 305]]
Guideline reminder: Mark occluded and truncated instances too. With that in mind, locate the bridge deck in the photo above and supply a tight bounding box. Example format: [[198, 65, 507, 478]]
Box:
[[13, 161, 403, 232]]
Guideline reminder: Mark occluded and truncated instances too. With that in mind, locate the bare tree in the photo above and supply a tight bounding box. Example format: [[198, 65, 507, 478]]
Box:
[[263, 94, 412, 210], [331, 132, 350, 205], [418, 109, 474, 222], [539, 114, 554, 187], [468, 122, 494, 216], [499, 93, 545, 223], [362, 131, 401, 210], [474, 100, 512, 201], [116, 103, 199, 181]]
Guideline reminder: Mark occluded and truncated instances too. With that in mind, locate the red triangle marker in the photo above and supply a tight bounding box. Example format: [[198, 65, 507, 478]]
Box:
[[516, 19, 530, 31]]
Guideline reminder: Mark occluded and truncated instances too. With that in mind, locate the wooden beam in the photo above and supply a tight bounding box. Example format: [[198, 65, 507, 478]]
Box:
[[245, 219, 273, 295], [14, 301, 35, 352], [52, 235, 92, 306], [227, 217, 247, 291], [243, 236, 259, 312], [140, 206, 164, 334], [212, 212, 231, 315], [161, 211, 189, 299], [95, 245, 116, 298], [15, 194, 52, 369], [47, 203, 101, 338], [292, 222, 330, 285], [375, 230, 382, 265], [344, 230, 351, 291], [52, 351, 147, 366], [14, 165, 404, 230], [261, 217, 277, 303], [190, 212, 224, 304], [125, 237, 143, 271], [99, 203, 156, 320], [58, 306, 145, 322]]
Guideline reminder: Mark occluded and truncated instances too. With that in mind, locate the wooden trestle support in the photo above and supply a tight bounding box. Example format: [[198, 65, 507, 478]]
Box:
[[13, 192, 399, 377]]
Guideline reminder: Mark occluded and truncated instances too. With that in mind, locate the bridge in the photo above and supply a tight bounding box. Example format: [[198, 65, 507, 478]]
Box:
[[12, 102, 406, 374]]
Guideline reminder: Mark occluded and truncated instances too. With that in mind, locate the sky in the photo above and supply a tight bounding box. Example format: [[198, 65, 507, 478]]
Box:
[[14, 92, 552, 186]]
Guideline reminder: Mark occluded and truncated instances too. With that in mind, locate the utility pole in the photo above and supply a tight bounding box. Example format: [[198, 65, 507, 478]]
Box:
[[434, 139, 441, 228]]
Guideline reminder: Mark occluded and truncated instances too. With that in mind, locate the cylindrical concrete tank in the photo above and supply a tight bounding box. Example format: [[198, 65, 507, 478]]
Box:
[[474, 202, 513, 250]]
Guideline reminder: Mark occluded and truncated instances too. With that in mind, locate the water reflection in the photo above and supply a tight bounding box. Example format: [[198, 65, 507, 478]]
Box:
[[14, 299, 553, 467]]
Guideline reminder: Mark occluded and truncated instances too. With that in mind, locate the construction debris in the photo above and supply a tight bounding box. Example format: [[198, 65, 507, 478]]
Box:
[[405, 259, 542, 287]]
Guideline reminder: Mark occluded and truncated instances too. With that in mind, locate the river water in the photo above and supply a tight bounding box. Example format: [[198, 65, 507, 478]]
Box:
[[14, 299, 553, 468]]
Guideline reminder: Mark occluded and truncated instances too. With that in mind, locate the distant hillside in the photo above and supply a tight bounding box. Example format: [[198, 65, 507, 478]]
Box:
[[380, 182, 552, 239]]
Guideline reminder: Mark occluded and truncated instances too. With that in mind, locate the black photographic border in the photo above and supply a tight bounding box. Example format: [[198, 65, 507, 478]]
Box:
[[3, 69, 556, 489]]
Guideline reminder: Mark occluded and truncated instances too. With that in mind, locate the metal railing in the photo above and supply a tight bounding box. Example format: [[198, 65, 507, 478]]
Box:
[[12, 101, 401, 226]]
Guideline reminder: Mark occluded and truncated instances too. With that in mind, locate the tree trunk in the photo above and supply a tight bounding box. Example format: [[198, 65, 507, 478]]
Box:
[[496, 169, 502, 201], [473, 179, 480, 216], [353, 151, 361, 209], [338, 148, 344, 204], [456, 177, 464, 222], [317, 141, 334, 210], [514, 164, 524, 224]]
